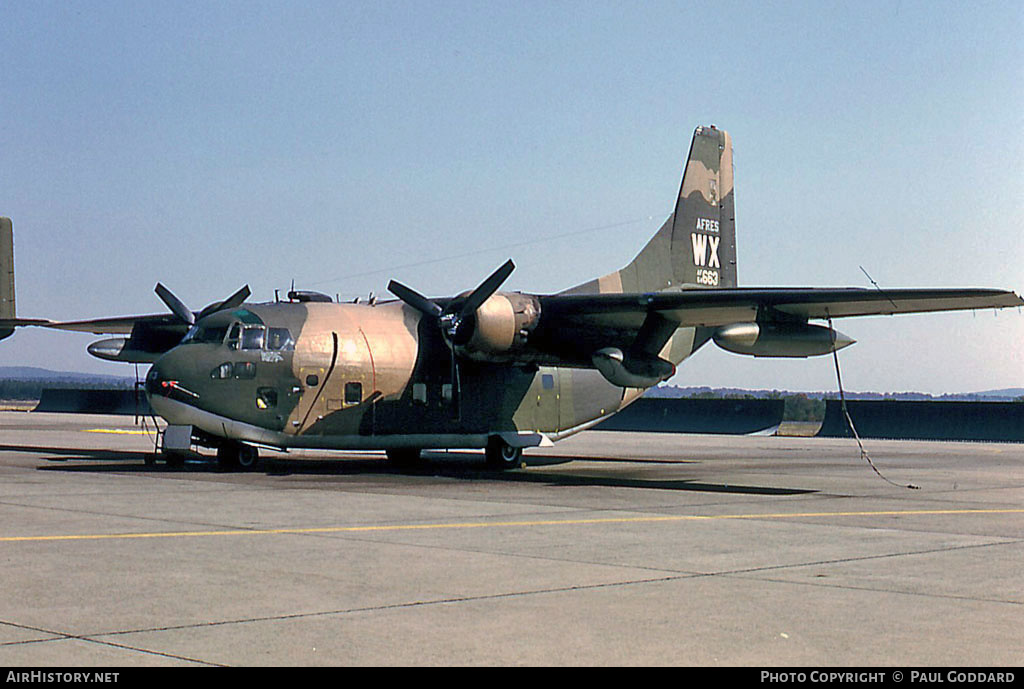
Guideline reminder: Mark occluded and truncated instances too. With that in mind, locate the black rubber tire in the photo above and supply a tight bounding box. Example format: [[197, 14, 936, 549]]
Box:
[[163, 450, 186, 468], [485, 438, 523, 470], [217, 442, 260, 471], [237, 444, 259, 470], [386, 448, 422, 470]]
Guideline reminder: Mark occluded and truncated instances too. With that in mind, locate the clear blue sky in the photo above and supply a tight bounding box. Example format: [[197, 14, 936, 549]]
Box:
[[1, 0, 1021, 393]]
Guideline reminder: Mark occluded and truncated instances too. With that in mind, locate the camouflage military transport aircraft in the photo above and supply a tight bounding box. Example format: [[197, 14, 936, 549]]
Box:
[[2, 126, 1021, 470]]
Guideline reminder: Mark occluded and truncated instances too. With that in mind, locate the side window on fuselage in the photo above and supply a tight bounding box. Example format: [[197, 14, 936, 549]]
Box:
[[210, 361, 256, 380], [266, 327, 295, 351], [257, 387, 277, 409], [344, 382, 362, 405], [241, 325, 265, 350]]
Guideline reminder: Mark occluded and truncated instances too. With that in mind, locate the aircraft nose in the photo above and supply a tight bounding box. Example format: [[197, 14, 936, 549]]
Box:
[[144, 361, 164, 398], [145, 350, 201, 403]]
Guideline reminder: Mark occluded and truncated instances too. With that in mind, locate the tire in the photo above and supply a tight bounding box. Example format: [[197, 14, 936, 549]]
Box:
[[218, 442, 260, 471], [386, 448, 422, 470], [163, 450, 186, 468], [485, 438, 522, 470], [237, 444, 259, 470]]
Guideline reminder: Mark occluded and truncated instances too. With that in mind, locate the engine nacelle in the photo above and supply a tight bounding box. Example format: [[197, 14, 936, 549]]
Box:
[[713, 322, 855, 358], [87, 337, 163, 363], [450, 292, 540, 360]]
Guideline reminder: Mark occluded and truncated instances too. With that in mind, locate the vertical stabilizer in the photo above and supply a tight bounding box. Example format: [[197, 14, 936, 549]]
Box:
[[0, 218, 15, 341], [1, 217, 14, 319], [564, 125, 737, 294]]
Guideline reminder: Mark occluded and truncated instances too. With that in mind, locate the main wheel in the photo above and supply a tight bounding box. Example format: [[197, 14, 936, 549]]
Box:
[[386, 448, 422, 470], [485, 438, 523, 470]]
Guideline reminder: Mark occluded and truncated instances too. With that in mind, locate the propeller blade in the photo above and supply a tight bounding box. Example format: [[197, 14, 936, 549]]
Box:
[[197, 284, 252, 319], [458, 259, 515, 317], [387, 280, 443, 319], [220, 284, 251, 310], [154, 283, 195, 326]]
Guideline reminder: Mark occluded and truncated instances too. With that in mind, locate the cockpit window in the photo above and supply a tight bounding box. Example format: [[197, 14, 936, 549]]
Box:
[[266, 327, 295, 351], [182, 324, 229, 345], [226, 323, 242, 350], [188, 318, 292, 352], [231, 308, 264, 325], [241, 325, 265, 350]]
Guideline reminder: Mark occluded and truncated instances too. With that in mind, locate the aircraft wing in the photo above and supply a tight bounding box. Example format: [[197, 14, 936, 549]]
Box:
[[523, 287, 1023, 375], [0, 313, 183, 335], [0, 282, 248, 357], [539, 287, 1024, 329], [0, 312, 192, 361]]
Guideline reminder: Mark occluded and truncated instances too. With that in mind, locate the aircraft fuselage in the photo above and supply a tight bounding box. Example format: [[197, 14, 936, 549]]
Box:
[[145, 300, 674, 453]]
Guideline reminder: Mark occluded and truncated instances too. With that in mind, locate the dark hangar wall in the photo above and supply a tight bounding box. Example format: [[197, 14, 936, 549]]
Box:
[[817, 400, 1024, 443]]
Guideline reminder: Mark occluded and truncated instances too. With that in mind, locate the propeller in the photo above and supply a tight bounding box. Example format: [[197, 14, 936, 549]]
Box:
[[197, 284, 251, 319], [154, 283, 252, 325], [387, 259, 515, 416], [386, 280, 443, 320], [387, 259, 515, 344], [155, 283, 195, 326]]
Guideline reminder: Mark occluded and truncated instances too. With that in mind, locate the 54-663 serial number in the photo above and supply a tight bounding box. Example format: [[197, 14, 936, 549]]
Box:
[[696, 269, 719, 286]]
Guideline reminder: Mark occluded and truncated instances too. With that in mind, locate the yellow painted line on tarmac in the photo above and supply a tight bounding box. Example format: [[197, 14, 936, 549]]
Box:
[[2, 509, 1023, 544], [83, 429, 152, 435]]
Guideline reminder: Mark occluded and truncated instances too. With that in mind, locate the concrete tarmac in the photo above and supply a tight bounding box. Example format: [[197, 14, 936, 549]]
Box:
[[0, 411, 1021, 666]]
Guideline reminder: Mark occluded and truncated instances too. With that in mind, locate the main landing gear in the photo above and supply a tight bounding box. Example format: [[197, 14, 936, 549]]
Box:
[[385, 448, 422, 470], [485, 437, 523, 470], [386, 440, 524, 471]]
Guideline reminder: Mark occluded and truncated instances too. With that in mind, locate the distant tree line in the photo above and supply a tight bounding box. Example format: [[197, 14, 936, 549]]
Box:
[[782, 394, 826, 422]]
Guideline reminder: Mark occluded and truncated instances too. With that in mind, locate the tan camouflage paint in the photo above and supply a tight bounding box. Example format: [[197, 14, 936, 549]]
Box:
[[0, 218, 14, 321], [285, 301, 418, 436]]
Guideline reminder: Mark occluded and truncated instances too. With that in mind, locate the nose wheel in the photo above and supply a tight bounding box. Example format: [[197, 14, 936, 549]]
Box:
[[485, 437, 523, 470]]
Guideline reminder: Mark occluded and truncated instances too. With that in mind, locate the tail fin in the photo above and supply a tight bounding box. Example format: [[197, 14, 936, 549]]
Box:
[[1, 217, 15, 340], [565, 125, 737, 294]]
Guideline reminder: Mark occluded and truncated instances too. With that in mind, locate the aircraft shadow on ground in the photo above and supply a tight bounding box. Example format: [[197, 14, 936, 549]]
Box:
[[8, 443, 815, 496]]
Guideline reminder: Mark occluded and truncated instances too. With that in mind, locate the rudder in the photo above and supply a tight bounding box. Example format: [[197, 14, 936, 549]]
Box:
[[1, 217, 15, 340], [565, 125, 737, 294], [1, 217, 14, 318]]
